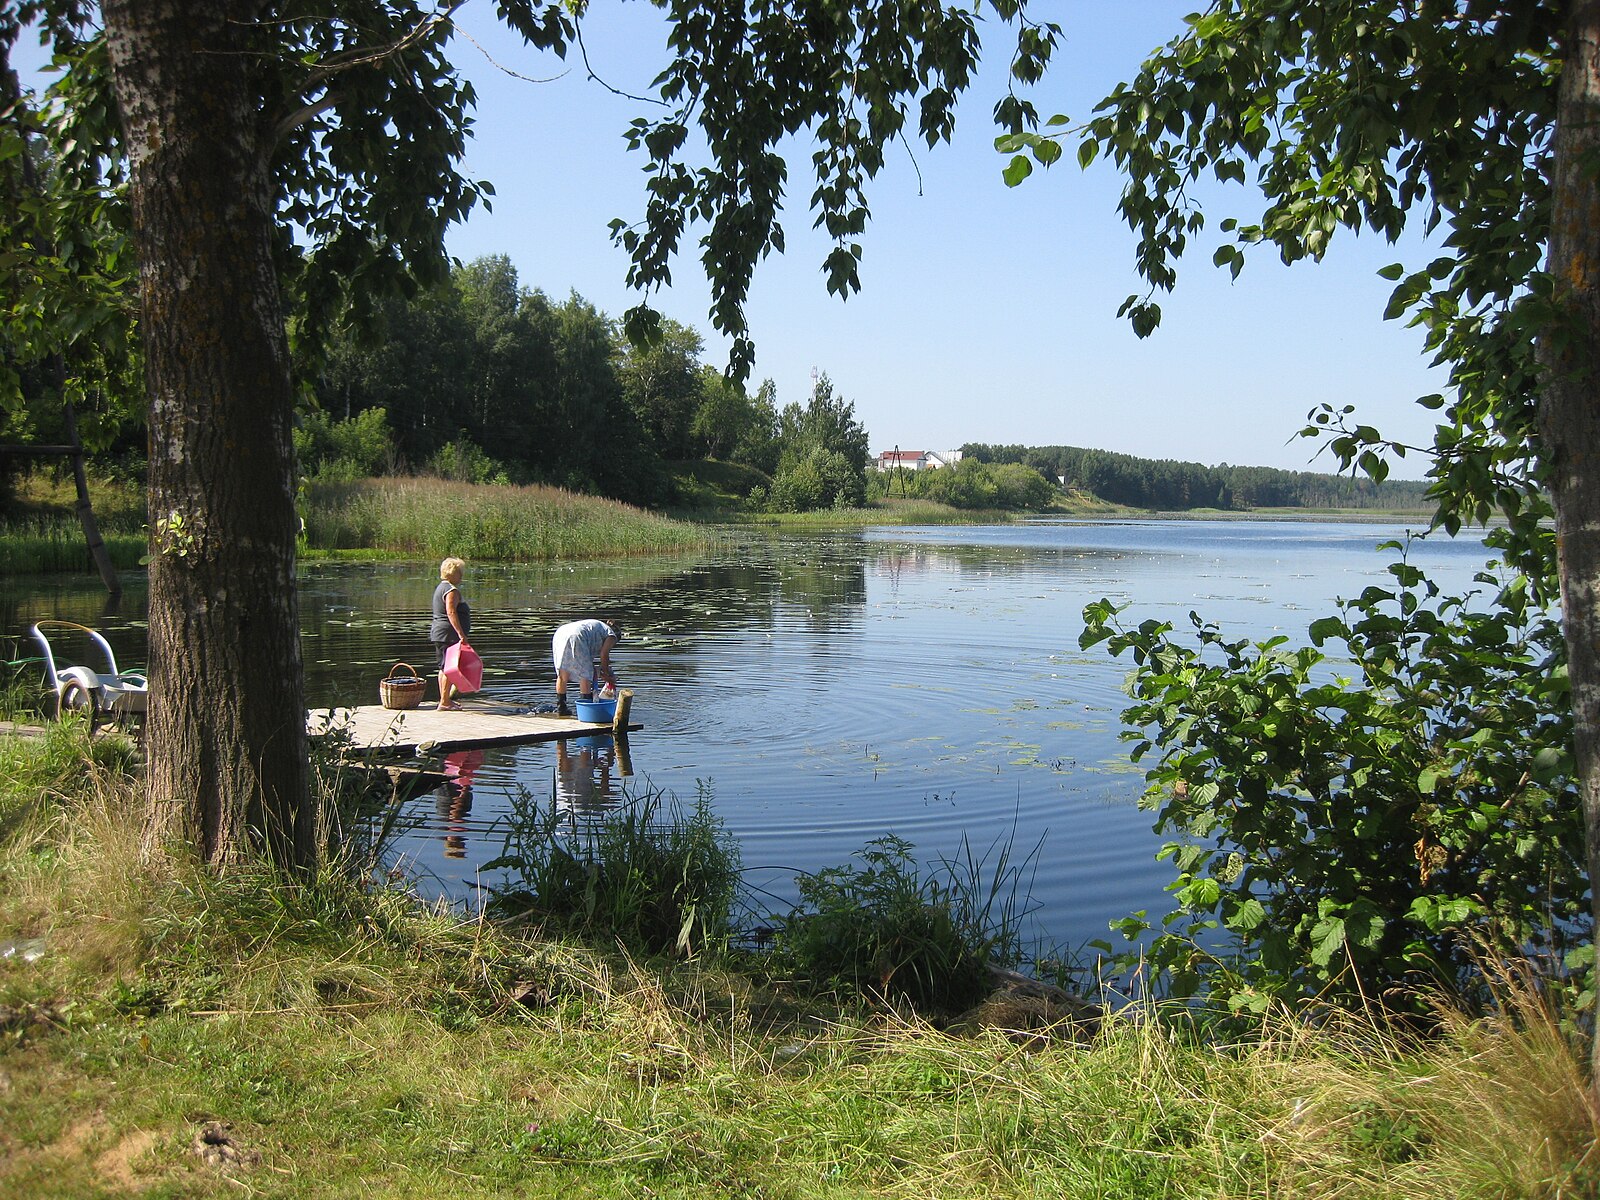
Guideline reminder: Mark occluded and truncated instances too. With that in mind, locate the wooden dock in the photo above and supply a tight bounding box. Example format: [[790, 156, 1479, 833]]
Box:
[[307, 698, 640, 756]]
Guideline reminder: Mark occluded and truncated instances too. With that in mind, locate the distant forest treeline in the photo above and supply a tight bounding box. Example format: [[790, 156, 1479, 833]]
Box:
[[6, 248, 1433, 519], [302, 255, 874, 512], [961, 444, 1433, 511]]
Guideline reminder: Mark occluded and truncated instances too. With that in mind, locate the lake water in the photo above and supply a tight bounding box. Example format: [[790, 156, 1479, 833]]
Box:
[[2, 518, 1495, 956]]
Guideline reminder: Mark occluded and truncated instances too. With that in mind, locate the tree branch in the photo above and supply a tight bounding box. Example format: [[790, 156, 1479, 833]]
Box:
[[270, 1, 467, 146]]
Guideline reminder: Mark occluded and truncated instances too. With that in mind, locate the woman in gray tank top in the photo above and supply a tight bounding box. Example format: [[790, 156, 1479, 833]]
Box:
[[431, 556, 471, 709]]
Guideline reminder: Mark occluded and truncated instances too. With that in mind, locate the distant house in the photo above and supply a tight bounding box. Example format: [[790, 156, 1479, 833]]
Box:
[[874, 449, 964, 471]]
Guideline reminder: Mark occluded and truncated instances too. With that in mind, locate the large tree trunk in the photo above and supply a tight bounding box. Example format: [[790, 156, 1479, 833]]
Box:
[[1541, 0, 1600, 1089], [102, 0, 315, 869]]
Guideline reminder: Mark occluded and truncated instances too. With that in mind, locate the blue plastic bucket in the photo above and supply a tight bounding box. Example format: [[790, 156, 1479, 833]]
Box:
[[574, 696, 617, 723]]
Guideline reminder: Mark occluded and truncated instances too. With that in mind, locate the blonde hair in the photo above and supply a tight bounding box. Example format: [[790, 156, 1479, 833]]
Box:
[[439, 557, 466, 580]]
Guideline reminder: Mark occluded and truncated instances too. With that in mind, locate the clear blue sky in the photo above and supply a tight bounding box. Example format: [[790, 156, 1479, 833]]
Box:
[[18, 2, 1451, 476]]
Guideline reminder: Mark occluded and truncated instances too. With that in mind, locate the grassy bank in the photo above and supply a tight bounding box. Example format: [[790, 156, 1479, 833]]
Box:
[[301, 478, 711, 560], [2, 472, 709, 571], [0, 520, 147, 575], [2, 471, 148, 574], [1, 731, 1593, 1199]]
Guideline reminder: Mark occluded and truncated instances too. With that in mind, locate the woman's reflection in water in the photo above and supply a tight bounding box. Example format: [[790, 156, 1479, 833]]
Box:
[[555, 735, 620, 832], [434, 749, 484, 859]]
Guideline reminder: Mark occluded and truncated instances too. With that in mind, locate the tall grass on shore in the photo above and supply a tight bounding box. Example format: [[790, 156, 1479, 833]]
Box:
[[0, 517, 146, 575], [768, 833, 1035, 1014], [302, 478, 710, 560], [2, 470, 147, 575], [486, 784, 742, 958], [2, 731, 1595, 1198]]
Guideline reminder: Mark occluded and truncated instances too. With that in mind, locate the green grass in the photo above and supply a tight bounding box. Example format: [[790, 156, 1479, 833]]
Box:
[[1, 471, 712, 572], [0, 719, 140, 828], [2, 733, 1595, 1199], [1, 471, 148, 573], [5, 469, 146, 530], [301, 478, 711, 560], [666, 458, 772, 516], [0, 518, 146, 574]]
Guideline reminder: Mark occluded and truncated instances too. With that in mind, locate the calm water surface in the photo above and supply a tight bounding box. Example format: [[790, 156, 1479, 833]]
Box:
[[3, 518, 1494, 953]]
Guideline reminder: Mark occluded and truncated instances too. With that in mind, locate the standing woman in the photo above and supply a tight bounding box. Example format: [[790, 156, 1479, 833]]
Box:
[[431, 557, 472, 710]]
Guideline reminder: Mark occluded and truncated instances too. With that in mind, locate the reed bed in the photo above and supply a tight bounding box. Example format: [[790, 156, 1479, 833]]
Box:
[[302, 477, 710, 560], [0, 519, 146, 574]]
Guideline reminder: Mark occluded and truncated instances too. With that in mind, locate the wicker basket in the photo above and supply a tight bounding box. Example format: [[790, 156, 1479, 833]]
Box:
[[379, 662, 426, 710]]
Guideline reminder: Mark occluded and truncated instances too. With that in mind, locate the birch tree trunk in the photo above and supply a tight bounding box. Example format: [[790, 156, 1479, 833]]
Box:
[[1540, 0, 1600, 1087], [102, 0, 314, 869]]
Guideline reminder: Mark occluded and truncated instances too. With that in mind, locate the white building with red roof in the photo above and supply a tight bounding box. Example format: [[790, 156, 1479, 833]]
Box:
[[874, 449, 963, 471]]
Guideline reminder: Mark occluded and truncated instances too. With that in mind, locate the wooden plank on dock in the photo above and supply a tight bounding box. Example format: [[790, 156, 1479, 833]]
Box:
[[307, 698, 640, 755]]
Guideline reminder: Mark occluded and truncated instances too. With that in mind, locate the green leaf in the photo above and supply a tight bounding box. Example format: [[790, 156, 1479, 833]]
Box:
[[1309, 914, 1346, 968], [1307, 616, 1344, 646], [1002, 155, 1034, 187], [1231, 897, 1267, 931]]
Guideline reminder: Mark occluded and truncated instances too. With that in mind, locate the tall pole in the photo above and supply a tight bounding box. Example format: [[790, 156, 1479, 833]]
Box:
[[61, 399, 122, 599]]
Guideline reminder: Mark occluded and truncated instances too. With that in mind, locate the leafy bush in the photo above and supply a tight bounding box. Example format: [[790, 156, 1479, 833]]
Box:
[[768, 446, 866, 512], [1082, 544, 1588, 1017], [428, 438, 512, 485], [768, 834, 1032, 1014], [293, 407, 397, 482], [881, 459, 1056, 511], [992, 461, 1057, 510], [486, 786, 741, 957]]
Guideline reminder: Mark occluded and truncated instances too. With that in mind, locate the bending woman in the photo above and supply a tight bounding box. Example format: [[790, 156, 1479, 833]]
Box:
[[551, 618, 621, 717]]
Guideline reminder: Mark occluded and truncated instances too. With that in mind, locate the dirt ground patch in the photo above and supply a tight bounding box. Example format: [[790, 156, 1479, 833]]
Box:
[[97, 1128, 160, 1189]]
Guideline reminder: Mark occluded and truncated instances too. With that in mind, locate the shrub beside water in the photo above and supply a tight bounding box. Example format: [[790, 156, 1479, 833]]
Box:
[[301, 477, 709, 560], [485, 786, 742, 957], [767, 834, 1033, 1014]]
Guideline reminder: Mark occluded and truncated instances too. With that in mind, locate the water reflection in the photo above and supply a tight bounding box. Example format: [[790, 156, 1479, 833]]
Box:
[[554, 735, 622, 832], [429, 750, 484, 860]]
